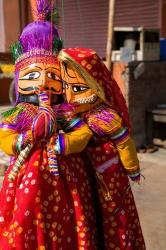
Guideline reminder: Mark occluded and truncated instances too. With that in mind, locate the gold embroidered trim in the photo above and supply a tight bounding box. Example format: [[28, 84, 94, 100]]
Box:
[[15, 49, 57, 64], [15, 56, 57, 71]]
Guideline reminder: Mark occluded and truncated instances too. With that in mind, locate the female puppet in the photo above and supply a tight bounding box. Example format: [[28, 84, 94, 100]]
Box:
[[58, 48, 146, 250], [0, 3, 98, 250]]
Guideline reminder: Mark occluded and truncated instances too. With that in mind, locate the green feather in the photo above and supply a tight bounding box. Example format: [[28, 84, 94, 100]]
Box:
[[2, 106, 24, 118], [10, 41, 23, 63], [53, 38, 63, 52]]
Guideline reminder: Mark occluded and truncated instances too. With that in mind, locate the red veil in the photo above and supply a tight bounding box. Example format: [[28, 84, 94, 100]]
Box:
[[58, 48, 131, 131]]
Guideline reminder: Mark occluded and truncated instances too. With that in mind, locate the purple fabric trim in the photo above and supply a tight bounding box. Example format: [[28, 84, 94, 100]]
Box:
[[32, 114, 38, 138], [88, 123, 105, 136], [73, 120, 84, 129], [86, 103, 116, 136], [48, 157, 57, 162], [15, 111, 35, 132], [39, 107, 49, 112], [64, 118, 83, 131], [58, 134, 65, 154], [45, 112, 52, 137], [129, 173, 140, 182], [53, 103, 76, 113], [113, 129, 129, 143], [91, 104, 115, 124], [0, 124, 17, 130]]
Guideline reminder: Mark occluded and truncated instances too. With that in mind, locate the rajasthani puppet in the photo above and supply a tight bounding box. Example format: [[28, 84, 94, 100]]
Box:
[[0, 3, 98, 250], [58, 48, 146, 250]]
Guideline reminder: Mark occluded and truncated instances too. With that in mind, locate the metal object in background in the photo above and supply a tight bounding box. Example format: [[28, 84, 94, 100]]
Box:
[[112, 27, 160, 62]]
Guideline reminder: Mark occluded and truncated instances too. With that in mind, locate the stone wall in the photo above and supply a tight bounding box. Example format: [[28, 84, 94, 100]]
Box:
[[123, 62, 166, 147]]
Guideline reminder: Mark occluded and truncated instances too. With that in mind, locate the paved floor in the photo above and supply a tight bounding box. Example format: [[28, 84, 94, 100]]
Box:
[[132, 148, 166, 250]]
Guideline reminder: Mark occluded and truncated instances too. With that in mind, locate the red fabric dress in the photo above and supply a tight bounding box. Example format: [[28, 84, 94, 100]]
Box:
[[82, 104, 146, 250], [58, 47, 146, 249], [58, 102, 146, 250], [0, 103, 97, 250]]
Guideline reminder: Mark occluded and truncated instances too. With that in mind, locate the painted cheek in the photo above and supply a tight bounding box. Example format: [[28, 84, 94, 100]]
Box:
[[18, 80, 39, 94], [48, 81, 63, 93], [76, 90, 95, 100], [55, 83, 63, 93]]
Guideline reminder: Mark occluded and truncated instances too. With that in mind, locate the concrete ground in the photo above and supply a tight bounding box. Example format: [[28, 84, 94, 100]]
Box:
[[132, 148, 166, 250]]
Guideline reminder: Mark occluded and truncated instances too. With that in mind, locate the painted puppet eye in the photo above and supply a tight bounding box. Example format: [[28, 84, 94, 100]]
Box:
[[47, 72, 60, 81], [19, 71, 40, 80], [72, 86, 89, 92]]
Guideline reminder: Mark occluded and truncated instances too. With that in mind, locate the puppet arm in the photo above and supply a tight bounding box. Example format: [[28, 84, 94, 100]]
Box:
[[115, 137, 140, 182], [54, 121, 92, 155], [0, 127, 19, 156], [0, 103, 38, 156], [0, 126, 33, 156], [87, 108, 140, 182], [55, 104, 92, 155]]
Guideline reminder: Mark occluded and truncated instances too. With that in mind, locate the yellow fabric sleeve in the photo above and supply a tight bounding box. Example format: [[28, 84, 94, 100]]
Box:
[[62, 124, 92, 155], [116, 136, 140, 174], [0, 128, 19, 156], [101, 112, 123, 135], [87, 107, 140, 175]]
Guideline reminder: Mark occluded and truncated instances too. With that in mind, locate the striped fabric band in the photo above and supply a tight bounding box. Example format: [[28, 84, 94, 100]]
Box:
[[0, 124, 17, 130], [96, 156, 119, 173], [47, 148, 59, 176], [16, 134, 23, 152], [39, 107, 49, 112], [38, 92, 50, 106], [128, 168, 140, 176], [54, 137, 61, 154], [129, 171, 140, 177], [57, 134, 66, 154], [128, 171, 140, 181], [64, 118, 84, 131], [111, 126, 129, 143]]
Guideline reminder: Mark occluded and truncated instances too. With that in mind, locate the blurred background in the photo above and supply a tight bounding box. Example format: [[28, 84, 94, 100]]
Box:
[[0, 1, 166, 249]]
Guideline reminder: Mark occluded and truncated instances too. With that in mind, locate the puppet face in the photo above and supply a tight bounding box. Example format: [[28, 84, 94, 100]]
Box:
[[62, 63, 101, 113], [18, 62, 62, 96]]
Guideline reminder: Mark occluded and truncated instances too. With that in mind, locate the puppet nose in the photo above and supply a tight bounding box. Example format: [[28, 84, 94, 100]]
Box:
[[66, 86, 73, 103], [38, 72, 47, 90]]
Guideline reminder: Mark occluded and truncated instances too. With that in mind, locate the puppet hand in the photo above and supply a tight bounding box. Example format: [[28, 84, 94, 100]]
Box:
[[128, 172, 140, 183], [55, 104, 81, 131], [14, 130, 33, 153], [32, 90, 56, 140], [32, 108, 56, 141], [47, 135, 61, 154]]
